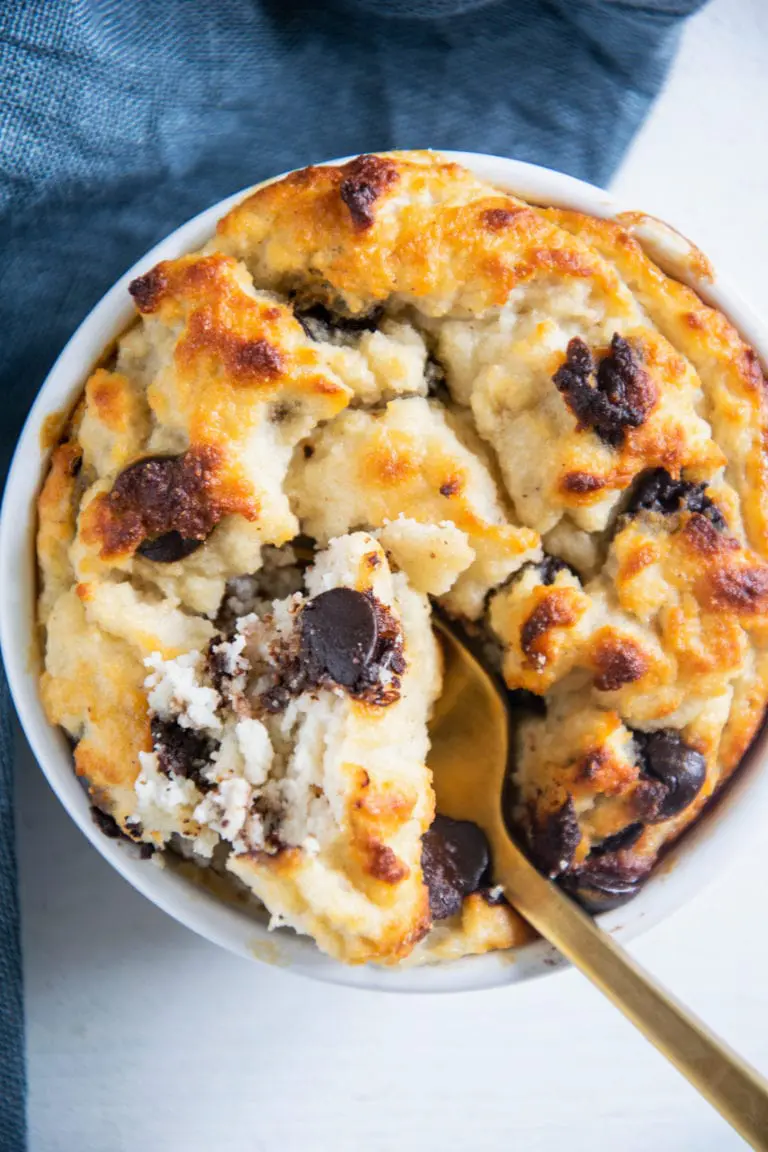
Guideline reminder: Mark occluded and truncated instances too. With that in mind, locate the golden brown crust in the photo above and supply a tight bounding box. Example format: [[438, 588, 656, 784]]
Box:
[[214, 152, 616, 315], [40, 590, 151, 826], [37, 439, 81, 622], [545, 208, 768, 554], [408, 893, 535, 965], [521, 589, 582, 667], [590, 630, 649, 693]]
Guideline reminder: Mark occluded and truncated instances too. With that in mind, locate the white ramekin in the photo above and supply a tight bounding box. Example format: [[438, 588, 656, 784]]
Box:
[[3, 152, 768, 994]]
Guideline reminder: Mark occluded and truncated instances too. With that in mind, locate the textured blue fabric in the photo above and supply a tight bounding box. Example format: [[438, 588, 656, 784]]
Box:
[[0, 0, 705, 1146]]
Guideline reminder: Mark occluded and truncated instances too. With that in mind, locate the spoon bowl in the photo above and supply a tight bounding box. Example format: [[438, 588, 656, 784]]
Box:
[[428, 618, 510, 831]]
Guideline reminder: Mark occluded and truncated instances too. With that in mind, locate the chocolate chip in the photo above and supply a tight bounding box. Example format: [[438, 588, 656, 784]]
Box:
[[295, 302, 383, 342], [634, 729, 707, 821], [260, 590, 404, 712], [137, 531, 204, 563], [299, 588, 378, 689], [421, 815, 491, 920], [296, 307, 333, 342], [559, 820, 646, 909], [560, 856, 648, 913], [91, 806, 124, 839], [91, 806, 155, 858], [529, 796, 582, 878], [625, 468, 726, 531], [553, 334, 654, 448], [591, 822, 644, 856], [630, 776, 670, 822], [106, 451, 219, 557], [151, 717, 215, 791]]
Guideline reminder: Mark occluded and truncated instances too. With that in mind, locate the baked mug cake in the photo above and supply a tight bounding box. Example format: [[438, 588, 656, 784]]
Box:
[[36, 151, 768, 967]]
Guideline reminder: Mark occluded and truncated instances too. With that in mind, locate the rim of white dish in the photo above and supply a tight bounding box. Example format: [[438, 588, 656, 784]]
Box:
[[4, 150, 768, 994]]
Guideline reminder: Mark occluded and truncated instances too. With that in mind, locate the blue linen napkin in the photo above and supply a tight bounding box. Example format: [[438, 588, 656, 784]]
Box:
[[0, 0, 705, 1145]]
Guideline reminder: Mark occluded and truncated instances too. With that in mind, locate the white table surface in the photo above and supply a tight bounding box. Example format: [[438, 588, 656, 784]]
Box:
[[16, 1, 768, 1147]]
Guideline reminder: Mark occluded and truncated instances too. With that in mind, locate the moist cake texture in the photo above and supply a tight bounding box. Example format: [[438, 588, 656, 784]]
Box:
[[36, 151, 768, 964]]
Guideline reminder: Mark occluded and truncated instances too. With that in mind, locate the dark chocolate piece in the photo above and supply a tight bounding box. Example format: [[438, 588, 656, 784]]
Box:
[[299, 588, 378, 689], [591, 822, 644, 856], [529, 796, 582, 878], [105, 451, 218, 557], [553, 333, 653, 448], [137, 531, 204, 563], [295, 301, 383, 342], [625, 467, 726, 531], [421, 815, 491, 920], [91, 806, 154, 858], [151, 717, 215, 792], [634, 729, 707, 822], [560, 855, 648, 913]]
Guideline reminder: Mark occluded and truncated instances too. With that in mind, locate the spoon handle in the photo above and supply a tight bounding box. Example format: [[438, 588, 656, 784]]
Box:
[[493, 832, 768, 1149]]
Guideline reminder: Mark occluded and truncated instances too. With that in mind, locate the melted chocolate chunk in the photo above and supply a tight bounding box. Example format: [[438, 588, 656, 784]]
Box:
[[553, 334, 653, 448], [295, 302, 383, 342], [421, 815, 491, 920], [256, 590, 404, 714], [300, 588, 378, 689], [625, 468, 726, 531], [91, 806, 124, 839], [529, 796, 582, 878], [560, 855, 648, 913], [137, 531, 204, 563], [634, 729, 707, 822], [91, 806, 155, 858], [353, 595, 407, 703], [631, 776, 670, 822], [591, 822, 644, 856], [107, 452, 218, 557], [151, 717, 215, 792]]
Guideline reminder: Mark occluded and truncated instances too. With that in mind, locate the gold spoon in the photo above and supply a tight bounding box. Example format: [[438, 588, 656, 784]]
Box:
[[429, 617, 768, 1150]]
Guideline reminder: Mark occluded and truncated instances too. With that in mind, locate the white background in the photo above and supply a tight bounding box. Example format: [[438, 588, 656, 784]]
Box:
[[16, 1, 768, 1147]]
